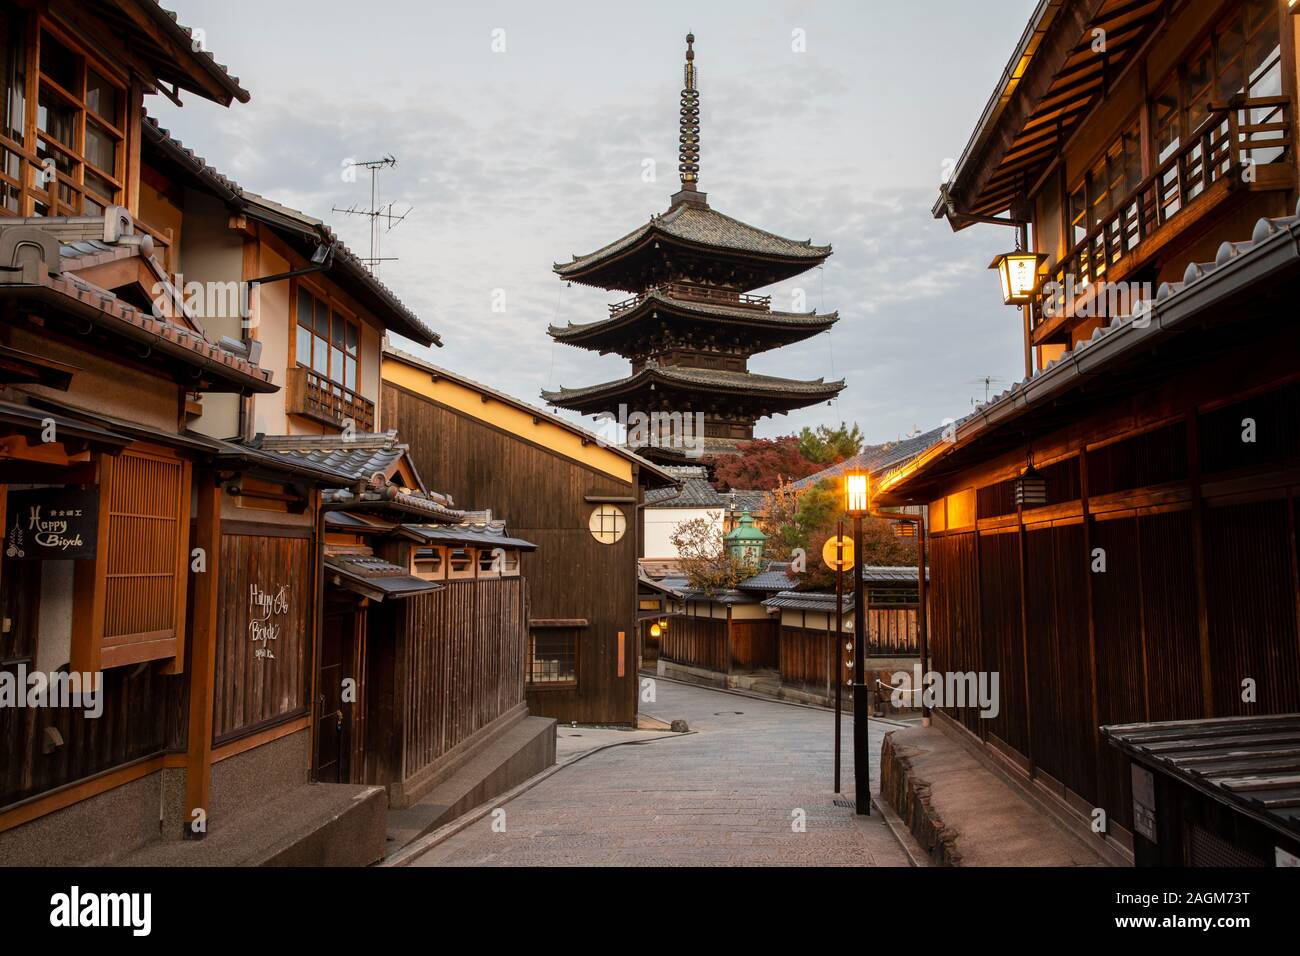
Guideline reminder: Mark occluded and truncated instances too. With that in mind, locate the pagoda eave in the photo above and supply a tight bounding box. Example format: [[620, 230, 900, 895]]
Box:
[[547, 296, 838, 355], [541, 367, 845, 417]]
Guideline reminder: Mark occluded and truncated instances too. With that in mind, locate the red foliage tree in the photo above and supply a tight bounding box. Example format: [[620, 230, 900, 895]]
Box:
[[707, 437, 822, 491]]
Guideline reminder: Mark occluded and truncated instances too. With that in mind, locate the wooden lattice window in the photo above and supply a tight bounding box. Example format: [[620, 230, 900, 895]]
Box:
[[528, 628, 577, 686], [72, 446, 191, 671]]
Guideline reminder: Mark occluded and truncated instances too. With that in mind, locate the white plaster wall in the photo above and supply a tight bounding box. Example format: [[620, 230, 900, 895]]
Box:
[[643, 506, 722, 559]]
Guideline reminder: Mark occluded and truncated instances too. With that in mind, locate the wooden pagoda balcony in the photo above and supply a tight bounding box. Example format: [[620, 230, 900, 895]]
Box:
[[609, 281, 772, 317], [286, 365, 375, 432], [1035, 96, 1293, 335]]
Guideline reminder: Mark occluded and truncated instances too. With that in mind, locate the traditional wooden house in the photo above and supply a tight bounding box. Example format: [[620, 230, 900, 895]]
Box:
[[0, 0, 354, 865], [762, 567, 927, 709], [137, 124, 556, 841], [381, 346, 675, 726], [542, 35, 843, 456], [879, 0, 1300, 865]]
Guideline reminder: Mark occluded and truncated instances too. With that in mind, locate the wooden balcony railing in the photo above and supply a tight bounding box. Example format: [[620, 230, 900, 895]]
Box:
[[1037, 95, 1292, 327], [286, 365, 375, 432], [609, 282, 773, 316]]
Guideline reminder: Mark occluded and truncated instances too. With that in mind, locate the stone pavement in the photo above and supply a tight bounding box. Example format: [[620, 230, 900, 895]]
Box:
[[408, 677, 911, 866]]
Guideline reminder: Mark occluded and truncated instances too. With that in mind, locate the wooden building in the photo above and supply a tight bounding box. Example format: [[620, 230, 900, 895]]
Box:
[[0, 1, 549, 865], [382, 347, 675, 726], [542, 35, 843, 455], [880, 0, 1300, 864]]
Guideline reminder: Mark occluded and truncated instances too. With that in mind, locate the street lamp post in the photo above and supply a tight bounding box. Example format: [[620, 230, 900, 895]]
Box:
[[844, 471, 870, 816]]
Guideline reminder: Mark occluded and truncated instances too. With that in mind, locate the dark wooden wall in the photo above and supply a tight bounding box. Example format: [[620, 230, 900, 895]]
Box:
[[212, 530, 312, 743], [925, 371, 1300, 840], [730, 619, 778, 670], [389, 578, 526, 783], [383, 383, 640, 725], [661, 615, 726, 672]]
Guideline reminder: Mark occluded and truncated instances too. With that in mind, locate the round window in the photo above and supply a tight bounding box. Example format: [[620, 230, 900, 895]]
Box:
[[588, 504, 627, 544]]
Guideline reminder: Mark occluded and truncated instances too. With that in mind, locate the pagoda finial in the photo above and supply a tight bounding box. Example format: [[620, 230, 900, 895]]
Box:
[[678, 33, 700, 189]]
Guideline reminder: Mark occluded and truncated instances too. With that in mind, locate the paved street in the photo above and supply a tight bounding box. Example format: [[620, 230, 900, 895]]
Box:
[[410, 678, 911, 866]]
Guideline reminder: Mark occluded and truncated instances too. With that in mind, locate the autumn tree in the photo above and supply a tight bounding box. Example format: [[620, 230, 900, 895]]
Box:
[[669, 515, 758, 595], [706, 436, 822, 491]]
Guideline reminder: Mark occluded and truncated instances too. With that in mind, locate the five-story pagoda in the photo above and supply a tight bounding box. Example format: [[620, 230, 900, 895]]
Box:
[[543, 34, 844, 455]]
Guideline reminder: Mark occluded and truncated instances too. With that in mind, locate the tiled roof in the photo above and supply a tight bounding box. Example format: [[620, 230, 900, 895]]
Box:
[[542, 365, 845, 405], [324, 550, 441, 600], [737, 563, 797, 592], [555, 201, 831, 276], [1103, 714, 1300, 841], [405, 522, 538, 551], [880, 197, 1300, 500], [791, 425, 950, 490], [762, 590, 855, 612], [549, 289, 837, 340], [643, 474, 768, 511], [140, 116, 440, 347], [128, 1, 250, 104], [0, 219, 274, 393], [255, 431, 409, 483]]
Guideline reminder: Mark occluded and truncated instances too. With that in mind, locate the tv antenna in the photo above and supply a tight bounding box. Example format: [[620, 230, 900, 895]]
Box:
[[333, 155, 412, 276], [964, 375, 1010, 404]]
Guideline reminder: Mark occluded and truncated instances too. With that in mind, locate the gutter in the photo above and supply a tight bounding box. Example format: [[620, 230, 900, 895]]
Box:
[[878, 211, 1300, 501]]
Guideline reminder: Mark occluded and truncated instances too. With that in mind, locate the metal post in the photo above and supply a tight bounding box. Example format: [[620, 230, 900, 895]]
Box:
[[852, 513, 870, 815], [917, 516, 930, 727], [834, 518, 844, 794]]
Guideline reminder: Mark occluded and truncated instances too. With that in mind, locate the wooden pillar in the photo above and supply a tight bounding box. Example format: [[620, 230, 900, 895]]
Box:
[[183, 472, 221, 839], [725, 603, 733, 676], [1187, 408, 1214, 716], [1017, 497, 1035, 773], [1080, 448, 1103, 801]]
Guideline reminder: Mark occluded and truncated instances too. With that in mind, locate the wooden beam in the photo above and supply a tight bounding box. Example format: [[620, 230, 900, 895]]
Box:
[[182, 471, 221, 839]]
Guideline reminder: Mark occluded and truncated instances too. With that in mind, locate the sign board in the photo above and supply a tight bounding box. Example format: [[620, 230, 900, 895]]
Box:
[[5, 488, 99, 561], [821, 535, 854, 571], [1131, 764, 1157, 843]]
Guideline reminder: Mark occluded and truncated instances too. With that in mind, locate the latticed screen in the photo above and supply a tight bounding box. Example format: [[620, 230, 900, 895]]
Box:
[[103, 449, 189, 646], [528, 629, 577, 684], [588, 505, 626, 544]]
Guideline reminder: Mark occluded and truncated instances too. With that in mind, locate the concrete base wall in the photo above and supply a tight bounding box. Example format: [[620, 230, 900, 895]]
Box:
[[0, 766, 168, 866]]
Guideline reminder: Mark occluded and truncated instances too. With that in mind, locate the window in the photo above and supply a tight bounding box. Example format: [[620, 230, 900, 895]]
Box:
[[412, 547, 443, 579], [296, 286, 359, 394], [447, 548, 473, 578], [528, 629, 577, 685], [588, 504, 626, 544]]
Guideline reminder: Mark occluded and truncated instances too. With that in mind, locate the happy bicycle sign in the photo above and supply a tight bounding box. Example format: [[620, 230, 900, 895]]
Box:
[[5, 488, 99, 561]]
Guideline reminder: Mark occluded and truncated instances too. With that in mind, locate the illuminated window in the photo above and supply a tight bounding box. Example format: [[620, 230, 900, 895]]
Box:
[[588, 504, 626, 544]]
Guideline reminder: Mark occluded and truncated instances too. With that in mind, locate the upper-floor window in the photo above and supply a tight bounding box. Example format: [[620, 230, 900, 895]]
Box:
[[1068, 120, 1141, 248], [296, 286, 359, 394], [0, 13, 126, 218], [1151, 0, 1281, 167]]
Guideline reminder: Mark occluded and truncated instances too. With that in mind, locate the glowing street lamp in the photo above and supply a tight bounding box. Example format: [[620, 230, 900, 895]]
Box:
[[989, 250, 1047, 306], [842, 469, 870, 816]]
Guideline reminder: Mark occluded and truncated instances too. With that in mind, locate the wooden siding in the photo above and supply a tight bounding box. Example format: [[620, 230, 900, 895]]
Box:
[[661, 614, 726, 672], [392, 578, 527, 782], [212, 531, 312, 742], [383, 382, 640, 724], [925, 366, 1300, 843], [730, 619, 777, 670]]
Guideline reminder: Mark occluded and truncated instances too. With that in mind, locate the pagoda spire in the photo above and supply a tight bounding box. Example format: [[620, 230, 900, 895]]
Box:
[[678, 33, 700, 190]]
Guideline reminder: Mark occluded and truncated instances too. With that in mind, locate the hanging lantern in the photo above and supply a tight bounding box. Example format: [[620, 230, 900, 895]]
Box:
[[658, 617, 669, 632], [650, 622, 662, 638], [893, 520, 916, 538], [1015, 464, 1048, 508], [989, 251, 1047, 306]]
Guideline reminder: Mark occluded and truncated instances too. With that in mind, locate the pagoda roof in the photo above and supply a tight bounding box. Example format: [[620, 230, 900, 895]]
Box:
[[553, 196, 831, 291], [541, 365, 844, 414], [548, 288, 837, 353]]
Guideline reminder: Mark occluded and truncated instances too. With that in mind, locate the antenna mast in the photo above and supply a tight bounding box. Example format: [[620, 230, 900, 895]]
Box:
[[333, 155, 411, 276]]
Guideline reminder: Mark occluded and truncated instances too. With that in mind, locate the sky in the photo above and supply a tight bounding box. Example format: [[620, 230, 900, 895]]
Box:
[[155, 0, 1040, 446]]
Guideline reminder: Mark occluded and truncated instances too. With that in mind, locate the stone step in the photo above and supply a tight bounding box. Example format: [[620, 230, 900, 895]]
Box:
[[383, 715, 556, 856], [117, 782, 388, 867]]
